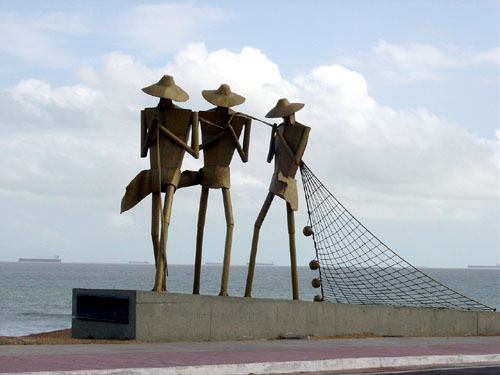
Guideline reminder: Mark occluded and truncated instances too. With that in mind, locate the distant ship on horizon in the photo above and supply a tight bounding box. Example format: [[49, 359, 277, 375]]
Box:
[[467, 263, 500, 270], [18, 255, 61, 263], [204, 262, 275, 266], [246, 262, 274, 266]]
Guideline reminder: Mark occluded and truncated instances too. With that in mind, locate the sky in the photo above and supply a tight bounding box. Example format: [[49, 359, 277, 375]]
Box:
[[0, 0, 498, 269]]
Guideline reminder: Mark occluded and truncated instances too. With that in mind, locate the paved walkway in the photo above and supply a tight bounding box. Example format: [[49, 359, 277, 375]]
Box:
[[1, 336, 499, 374]]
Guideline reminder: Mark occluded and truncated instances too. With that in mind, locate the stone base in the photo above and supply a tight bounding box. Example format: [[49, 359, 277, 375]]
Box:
[[71, 289, 500, 341]]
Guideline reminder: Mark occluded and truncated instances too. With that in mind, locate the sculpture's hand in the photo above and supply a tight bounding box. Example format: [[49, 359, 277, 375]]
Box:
[[150, 117, 159, 131], [275, 129, 300, 166], [149, 118, 159, 144], [266, 124, 277, 163], [142, 117, 159, 156]]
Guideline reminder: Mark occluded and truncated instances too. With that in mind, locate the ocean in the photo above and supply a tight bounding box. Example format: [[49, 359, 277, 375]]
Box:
[[0, 262, 498, 337]]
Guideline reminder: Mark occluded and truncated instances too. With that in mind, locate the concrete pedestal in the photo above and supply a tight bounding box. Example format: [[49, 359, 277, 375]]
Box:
[[72, 289, 500, 341]]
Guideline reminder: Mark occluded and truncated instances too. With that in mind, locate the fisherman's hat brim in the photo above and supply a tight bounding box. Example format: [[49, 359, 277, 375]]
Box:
[[142, 75, 189, 102], [202, 86, 245, 108], [265, 99, 304, 118]]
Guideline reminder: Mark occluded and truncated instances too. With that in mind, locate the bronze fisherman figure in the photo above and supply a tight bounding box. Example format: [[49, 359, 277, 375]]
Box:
[[179, 84, 251, 296], [121, 75, 199, 291], [245, 98, 310, 300]]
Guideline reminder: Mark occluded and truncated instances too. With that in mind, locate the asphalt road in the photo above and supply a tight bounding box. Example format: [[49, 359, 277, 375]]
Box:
[[372, 366, 500, 374], [293, 365, 500, 374]]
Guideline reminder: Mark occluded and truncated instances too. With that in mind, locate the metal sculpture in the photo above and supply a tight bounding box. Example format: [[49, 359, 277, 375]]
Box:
[[245, 98, 310, 300], [118, 77, 494, 314], [179, 84, 251, 296], [121, 75, 199, 291], [300, 162, 496, 311]]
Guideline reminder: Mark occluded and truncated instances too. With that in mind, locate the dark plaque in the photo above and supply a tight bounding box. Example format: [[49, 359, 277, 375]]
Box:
[[76, 294, 129, 324]]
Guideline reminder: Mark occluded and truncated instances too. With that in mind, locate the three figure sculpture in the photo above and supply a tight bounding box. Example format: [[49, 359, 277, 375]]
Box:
[[121, 75, 309, 300]]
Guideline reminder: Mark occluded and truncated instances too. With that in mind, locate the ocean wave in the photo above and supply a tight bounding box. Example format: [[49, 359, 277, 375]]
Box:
[[20, 312, 70, 318]]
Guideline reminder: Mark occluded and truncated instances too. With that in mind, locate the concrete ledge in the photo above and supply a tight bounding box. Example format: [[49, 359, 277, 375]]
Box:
[[13, 354, 500, 375], [72, 289, 500, 341]]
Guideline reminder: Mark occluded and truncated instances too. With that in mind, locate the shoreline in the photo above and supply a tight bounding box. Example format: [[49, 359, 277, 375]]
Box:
[[0, 329, 139, 345], [1, 328, 498, 346], [0, 329, 375, 345]]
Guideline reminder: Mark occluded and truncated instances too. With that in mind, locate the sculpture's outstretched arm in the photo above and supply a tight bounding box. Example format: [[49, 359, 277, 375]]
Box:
[[275, 126, 310, 166], [266, 125, 277, 163], [293, 126, 310, 165], [157, 112, 200, 158], [242, 118, 251, 161], [189, 111, 200, 159], [141, 116, 158, 158], [141, 110, 147, 157], [228, 118, 252, 163], [199, 130, 226, 150]]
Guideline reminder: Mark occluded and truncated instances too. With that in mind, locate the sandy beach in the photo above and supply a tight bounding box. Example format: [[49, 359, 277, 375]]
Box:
[[0, 329, 140, 345]]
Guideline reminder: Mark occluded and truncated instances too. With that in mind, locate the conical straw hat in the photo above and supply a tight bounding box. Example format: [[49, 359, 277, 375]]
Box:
[[265, 98, 304, 118], [202, 84, 245, 108], [142, 75, 189, 102]]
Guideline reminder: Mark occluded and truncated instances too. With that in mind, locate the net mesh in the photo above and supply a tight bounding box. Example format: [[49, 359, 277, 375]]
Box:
[[300, 162, 494, 311]]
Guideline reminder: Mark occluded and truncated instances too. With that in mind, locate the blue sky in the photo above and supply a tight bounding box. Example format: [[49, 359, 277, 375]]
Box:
[[0, 1, 498, 268], [1, 0, 497, 139]]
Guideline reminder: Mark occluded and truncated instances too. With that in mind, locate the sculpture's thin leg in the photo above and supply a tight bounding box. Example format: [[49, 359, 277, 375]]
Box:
[[193, 187, 209, 294], [245, 192, 274, 297], [219, 188, 234, 296], [151, 192, 162, 290], [153, 185, 175, 291], [287, 202, 299, 300]]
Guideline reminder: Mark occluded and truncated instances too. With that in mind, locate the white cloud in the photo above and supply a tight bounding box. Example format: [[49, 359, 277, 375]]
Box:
[[294, 64, 498, 218], [0, 44, 497, 226], [107, 213, 134, 228], [374, 40, 456, 68], [12, 79, 98, 110], [469, 47, 500, 65], [232, 171, 266, 188], [121, 4, 229, 55], [373, 40, 500, 81], [165, 43, 296, 112]]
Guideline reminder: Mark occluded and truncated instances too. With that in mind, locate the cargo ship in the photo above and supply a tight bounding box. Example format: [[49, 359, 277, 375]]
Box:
[[246, 262, 274, 266], [467, 263, 500, 270], [18, 255, 61, 263]]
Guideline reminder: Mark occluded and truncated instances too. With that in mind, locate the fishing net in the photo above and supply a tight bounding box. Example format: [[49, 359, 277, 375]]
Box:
[[300, 162, 495, 311]]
